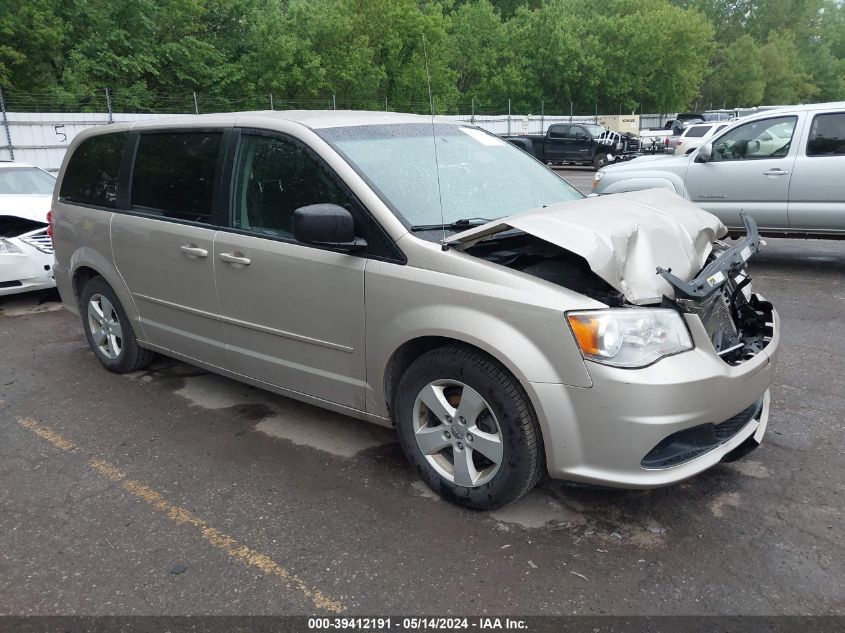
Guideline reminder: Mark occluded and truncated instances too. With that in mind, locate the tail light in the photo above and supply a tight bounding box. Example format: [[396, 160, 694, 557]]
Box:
[[47, 210, 54, 242]]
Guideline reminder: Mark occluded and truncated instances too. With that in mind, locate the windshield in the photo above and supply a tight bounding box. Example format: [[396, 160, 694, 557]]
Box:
[[0, 167, 56, 195], [317, 123, 582, 232], [584, 125, 605, 136]]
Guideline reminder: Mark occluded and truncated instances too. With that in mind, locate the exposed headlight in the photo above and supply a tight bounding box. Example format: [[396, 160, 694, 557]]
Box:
[[0, 239, 23, 254], [567, 309, 693, 368], [593, 170, 605, 182]]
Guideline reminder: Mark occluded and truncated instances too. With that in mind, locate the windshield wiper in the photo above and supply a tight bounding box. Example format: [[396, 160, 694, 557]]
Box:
[[409, 217, 494, 232]]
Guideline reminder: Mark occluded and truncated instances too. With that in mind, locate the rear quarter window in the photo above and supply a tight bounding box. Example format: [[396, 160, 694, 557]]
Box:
[[59, 132, 129, 208], [684, 126, 710, 138], [807, 113, 845, 156], [131, 132, 223, 223]]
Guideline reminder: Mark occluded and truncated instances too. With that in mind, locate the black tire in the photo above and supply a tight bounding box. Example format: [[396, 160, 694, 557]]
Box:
[[593, 153, 609, 170], [80, 276, 156, 373], [394, 345, 544, 510]]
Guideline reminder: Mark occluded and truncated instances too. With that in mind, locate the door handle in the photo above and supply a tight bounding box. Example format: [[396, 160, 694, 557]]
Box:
[[180, 244, 208, 258], [218, 252, 251, 266], [763, 168, 789, 176]]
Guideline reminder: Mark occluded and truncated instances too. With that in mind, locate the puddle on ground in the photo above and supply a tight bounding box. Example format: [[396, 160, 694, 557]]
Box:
[[489, 490, 586, 529], [174, 371, 394, 458], [709, 491, 742, 517]]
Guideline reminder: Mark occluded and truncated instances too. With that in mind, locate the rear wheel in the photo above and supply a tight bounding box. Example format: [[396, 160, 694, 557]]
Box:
[[394, 346, 544, 510], [593, 153, 609, 170], [80, 277, 155, 373]]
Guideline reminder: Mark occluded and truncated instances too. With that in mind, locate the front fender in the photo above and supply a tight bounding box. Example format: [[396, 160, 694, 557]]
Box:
[[601, 176, 683, 196]]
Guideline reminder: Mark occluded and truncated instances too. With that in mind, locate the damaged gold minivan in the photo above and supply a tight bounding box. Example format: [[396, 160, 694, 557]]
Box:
[[52, 112, 780, 509]]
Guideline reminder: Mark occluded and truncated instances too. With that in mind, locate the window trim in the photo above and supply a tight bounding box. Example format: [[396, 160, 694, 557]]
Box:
[[223, 127, 406, 264], [709, 115, 798, 162], [804, 111, 845, 158]]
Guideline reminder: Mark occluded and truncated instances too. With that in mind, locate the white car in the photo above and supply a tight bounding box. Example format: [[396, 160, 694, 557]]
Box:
[[0, 162, 56, 296], [674, 122, 732, 156]]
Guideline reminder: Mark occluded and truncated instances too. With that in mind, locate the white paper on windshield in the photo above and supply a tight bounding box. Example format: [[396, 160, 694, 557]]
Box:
[[459, 126, 507, 147]]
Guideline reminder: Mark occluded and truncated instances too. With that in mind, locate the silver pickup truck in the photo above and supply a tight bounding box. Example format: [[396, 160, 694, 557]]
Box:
[[593, 102, 845, 238]]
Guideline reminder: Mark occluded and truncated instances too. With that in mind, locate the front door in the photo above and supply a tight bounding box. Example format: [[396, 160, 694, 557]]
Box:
[[213, 131, 367, 409], [564, 125, 593, 162], [684, 115, 800, 231], [112, 130, 228, 366]]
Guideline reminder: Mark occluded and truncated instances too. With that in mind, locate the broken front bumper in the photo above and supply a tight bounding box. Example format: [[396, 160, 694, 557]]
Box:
[[524, 301, 780, 487]]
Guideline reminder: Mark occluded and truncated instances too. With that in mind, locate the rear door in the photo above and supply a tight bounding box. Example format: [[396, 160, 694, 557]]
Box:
[[787, 110, 845, 234], [543, 125, 569, 163], [213, 130, 367, 409], [683, 114, 801, 231], [111, 129, 229, 366]]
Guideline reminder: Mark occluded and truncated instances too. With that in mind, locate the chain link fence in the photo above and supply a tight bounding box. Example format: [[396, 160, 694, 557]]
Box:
[[0, 87, 679, 171]]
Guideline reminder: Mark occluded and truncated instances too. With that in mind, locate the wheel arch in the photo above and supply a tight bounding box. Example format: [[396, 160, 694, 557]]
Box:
[[382, 336, 533, 423], [67, 248, 142, 335]]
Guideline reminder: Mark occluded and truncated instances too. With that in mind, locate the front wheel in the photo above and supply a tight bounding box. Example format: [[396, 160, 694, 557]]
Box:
[[394, 346, 544, 510], [80, 277, 156, 373], [593, 153, 609, 170]]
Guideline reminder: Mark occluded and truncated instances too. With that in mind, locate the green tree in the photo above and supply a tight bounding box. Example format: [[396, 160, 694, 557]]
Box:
[[0, 0, 67, 91], [701, 35, 766, 107], [760, 30, 819, 103]]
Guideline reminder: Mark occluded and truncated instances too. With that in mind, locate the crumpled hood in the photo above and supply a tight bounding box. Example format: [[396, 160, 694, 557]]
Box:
[[0, 194, 52, 224], [449, 188, 727, 305]]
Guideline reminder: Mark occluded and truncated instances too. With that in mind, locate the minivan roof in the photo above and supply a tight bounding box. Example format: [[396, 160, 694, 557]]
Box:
[[123, 110, 444, 132]]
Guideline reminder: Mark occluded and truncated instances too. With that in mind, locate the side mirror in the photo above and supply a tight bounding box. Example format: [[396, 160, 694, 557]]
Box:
[[696, 142, 713, 163], [292, 203, 366, 251], [576, 132, 588, 140]]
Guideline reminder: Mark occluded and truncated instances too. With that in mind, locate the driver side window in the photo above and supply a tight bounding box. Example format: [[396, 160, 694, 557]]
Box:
[[232, 133, 354, 239], [711, 116, 797, 162]]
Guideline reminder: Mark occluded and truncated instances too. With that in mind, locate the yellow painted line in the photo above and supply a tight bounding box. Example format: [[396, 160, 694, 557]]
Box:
[[16, 417, 345, 613]]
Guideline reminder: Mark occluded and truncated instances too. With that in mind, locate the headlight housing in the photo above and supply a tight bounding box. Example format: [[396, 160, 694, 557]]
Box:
[[0, 239, 23, 254], [567, 309, 693, 368]]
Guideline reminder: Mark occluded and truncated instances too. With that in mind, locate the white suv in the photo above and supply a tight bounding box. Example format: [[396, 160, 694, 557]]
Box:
[[675, 122, 732, 156]]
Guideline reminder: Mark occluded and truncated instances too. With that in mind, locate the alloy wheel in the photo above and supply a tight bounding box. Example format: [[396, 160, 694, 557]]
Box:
[[412, 380, 504, 487], [87, 294, 123, 360]]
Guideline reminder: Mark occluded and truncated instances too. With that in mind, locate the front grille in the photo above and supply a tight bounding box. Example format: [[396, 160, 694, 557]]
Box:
[[641, 397, 764, 469], [19, 230, 53, 254]]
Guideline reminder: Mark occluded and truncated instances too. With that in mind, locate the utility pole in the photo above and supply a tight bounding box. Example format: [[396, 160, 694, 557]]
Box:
[[193, 91, 200, 115], [471, 97, 475, 125], [270, 93, 274, 110], [104, 88, 113, 123], [333, 94, 337, 110], [0, 88, 13, 161], [507, 99, 511, 135]]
